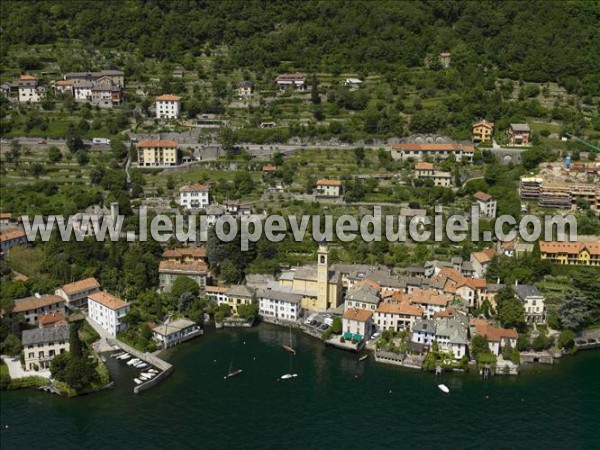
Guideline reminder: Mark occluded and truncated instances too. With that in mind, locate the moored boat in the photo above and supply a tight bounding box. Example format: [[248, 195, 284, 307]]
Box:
[[224, 369, 243, 380], [280, 373, 298, 380], [357, 355, 368, 362], [134, 378, 142, 385], [438, 384, 450, 394]]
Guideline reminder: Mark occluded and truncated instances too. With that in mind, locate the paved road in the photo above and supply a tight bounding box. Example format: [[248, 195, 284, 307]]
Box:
[[1, 354, 51, 379]]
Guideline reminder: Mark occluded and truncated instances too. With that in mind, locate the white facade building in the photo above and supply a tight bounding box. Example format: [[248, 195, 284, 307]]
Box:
[[22, 326, 70, 371], [152, 318, 202, 349], [156, 94, 182, 119], [73, 81, 93, 101], [88, 291, 130, 337], [258, 289, 303, 322], [179, 183, 210, 210]]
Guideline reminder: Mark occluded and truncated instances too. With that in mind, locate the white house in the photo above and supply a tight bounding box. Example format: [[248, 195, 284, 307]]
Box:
[[513, 284, 546, 324], [179, 183, 210, 210], [87, 291, 130, 337], [258, 289, 303, 322], [434, 317, 469, 359], [152, 318, 202, 349], [156, 94, 182, 119], [55, 277, 101, 309], [22, 326, 70, 371], [411, 319, 437, 347], [73, 81, 93, 101], [470, 248, 496, 278], [205, 286, 228, 305], [342, 308, 373, 340], [315, 179, 343, 199], [236, 81, 253, 97], [18, 75, 43, 103], [473, 191, 497, 218], [471, 319, 518, 356]]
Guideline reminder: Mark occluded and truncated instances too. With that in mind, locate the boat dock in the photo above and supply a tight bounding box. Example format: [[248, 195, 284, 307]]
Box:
[[108, 338, 173, 394]]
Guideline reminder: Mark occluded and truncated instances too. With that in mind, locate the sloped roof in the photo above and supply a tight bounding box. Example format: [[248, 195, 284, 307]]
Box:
[[473, 191, 492, 202], [60, 277, 100, 295], [13, 295, 64, 313], [257, 289, 302, 304], [226, 285, 255, 298], [158, 260, 207, 273], [156, 94, 181, 101], [136, 140, 178, 148], [152, 318, 196, 336], [343, 308, 373, 322], [22, 325, 69, 346], [88, 291, 129, 310], [162, 247, 207, 259]]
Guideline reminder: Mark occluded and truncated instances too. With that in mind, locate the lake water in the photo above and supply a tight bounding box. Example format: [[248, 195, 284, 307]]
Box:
[[1, 324, 599, 449]]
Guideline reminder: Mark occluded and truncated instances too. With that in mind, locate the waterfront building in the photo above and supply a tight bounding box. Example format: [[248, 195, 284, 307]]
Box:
[[342, 308, 373, 340], [258, 289, 303, 322], [152, 318, 202, 349], [512, 284, 546, 324], [434, 316, 469, 359], [88, 291, 130, 336], [225, 285, 256, 314], [374, 302, 423, 332], [277, 242, 343, 312], [470, 319, 518, 356], [55, 277, 101, 309], [22, 326, 70, 371]]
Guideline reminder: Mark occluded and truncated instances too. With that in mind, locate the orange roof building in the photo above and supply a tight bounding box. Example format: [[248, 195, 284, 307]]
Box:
[[136, 140, 179, 167], [540, 241, 600, 266], [88, 291, 129, 310]]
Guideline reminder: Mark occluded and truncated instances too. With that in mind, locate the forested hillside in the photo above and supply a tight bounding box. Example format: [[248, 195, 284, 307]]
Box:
[[1, 0, 599, 94]]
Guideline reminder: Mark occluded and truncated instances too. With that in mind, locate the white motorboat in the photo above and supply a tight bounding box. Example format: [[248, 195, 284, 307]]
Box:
[[117, 354, 131, 360], [280, 373, 298, 380], [134, 378, 143, 385], [438, 384, 450, 394], [127, 358, 141, 366], [148, 369, 158, 374], [112, 352, 125, 359], [137, 363, 148, 370]]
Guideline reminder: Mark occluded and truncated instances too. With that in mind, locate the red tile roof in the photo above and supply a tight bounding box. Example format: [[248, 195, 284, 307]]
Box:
[[13, 295, 65, 313], [60, 277, 100, 295], [162, 247, 207, 259], [88, 291, 129, 310], [415, 162, 434, 171], [343, 308, 373, 322], [158, 261, 208, 273], [38, 312, 66, 327], [540, 241, 600, 256], [316, 178, 342, 186], [473, 191, 492, 202], [376, 302, 423, 316], [470, 319, 518, 342], [0, 228, 26, 242], [156, 94, 181, 101], [136, 140, 178, 148]]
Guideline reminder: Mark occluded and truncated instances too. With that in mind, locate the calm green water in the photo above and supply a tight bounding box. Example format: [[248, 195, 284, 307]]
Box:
[[1, 324, 599, 449]]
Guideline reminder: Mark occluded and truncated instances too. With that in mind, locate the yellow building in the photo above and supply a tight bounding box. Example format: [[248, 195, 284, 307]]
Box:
[[225, 285, 256, 314], [539, 241, 600, 266], [472, 120, 494, 143], [278, 242, 342, 312], [136, 139, 179, 167]]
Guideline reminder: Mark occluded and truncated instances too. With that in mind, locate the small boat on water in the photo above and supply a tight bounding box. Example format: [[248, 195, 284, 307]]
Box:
[[134, 378, 142, 385], [148, 369, 158, 374], [224, 369, 243, 380], [282, 326, 296, 355], [112, 352, 125, 359], [280, 373, 298, 380], [357, 355, 368, 362], [137, 363, 148, 370], [438, 384, 450, 394], [127, 358, 141, 366], [141, 372, 156, 379], [118, 354, 131, 360], [100, 356, 107, 363]]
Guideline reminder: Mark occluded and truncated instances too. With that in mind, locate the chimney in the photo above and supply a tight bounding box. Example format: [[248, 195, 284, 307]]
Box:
[[34, 293, 41, 299], [110, 202, 119, 223]]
